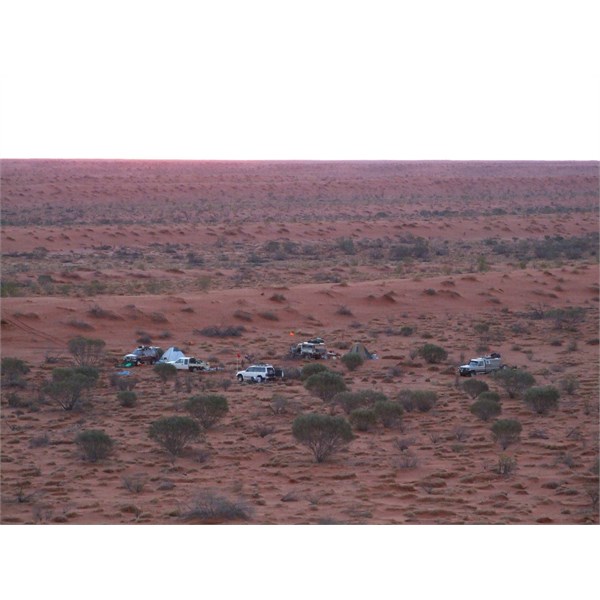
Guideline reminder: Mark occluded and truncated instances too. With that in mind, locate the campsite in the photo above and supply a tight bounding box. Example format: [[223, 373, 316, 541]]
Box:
[[1, 159, 598, 524]]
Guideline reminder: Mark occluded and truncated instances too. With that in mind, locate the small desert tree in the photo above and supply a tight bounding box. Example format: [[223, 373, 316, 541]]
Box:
[[185, 394, 229, 429], [292, 413, 354, 463], [418, 343, 448, 364], [493, 368, 536, 399], [523, 385, 560, 415], [374, 400, 404, 429], [491, 419, 522, 450], [153, 363, 177, 389], [43, 367, 98, 410], [304, 371, 348, 402], [470, 394, 502, 421], [341, 352, 364, 372], [300, 363, 329, 380], [76, 429, 114, 462], [117, 390, 137, 408], [462, 378, 489, 399], [149, 416, 201, 457], [349, 408, 378, 431], [68, 336, 106, 367], [1, 357, 30, 387]]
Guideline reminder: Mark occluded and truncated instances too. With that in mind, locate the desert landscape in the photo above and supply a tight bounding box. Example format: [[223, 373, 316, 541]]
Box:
[[1, 159, 598, 524]]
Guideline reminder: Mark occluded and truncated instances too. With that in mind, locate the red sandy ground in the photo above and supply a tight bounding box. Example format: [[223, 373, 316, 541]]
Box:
[[1, 160, 598, 524]]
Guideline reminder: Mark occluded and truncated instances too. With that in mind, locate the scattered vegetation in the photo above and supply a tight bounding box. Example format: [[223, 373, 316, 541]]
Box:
[[418, 343, 448, 364], [75, 429, 114, 462], [304, 371, 348, 402], [43, 367, 99, 410], [180, 490, 252, 522], [292, 413, 354, 463], [523, 385, 560, 415], [493, 368, 536, 398], [117, 390, 137, 408], [462, 378, 489, 399], [341, 352, 364, 371], [397, 389, 437, 412], [1, 357, 30, 387], [185, 394, 229, 429], [149, 416, 202, 457], [67, 336, 106, 367], [470, 395, 502, 421], [491, 419, 522, 450]]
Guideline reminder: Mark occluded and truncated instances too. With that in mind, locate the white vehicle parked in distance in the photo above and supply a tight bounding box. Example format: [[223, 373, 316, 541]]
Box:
[[168, 356, 210, 372], [236, 364, 276, 383], [458, 353, 504, 377]]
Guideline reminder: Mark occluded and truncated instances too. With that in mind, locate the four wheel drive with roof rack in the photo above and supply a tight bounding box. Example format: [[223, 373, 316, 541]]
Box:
[[123, 346, 163, 366], [236, 364, 284, 383], [458, 352, 505, 377]]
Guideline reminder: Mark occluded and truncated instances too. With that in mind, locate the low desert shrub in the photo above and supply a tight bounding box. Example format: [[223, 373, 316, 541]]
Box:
[[523, 385, 560, 415], [292, 413, 354, 463], [493, 368, 536, 398], [195, 325, 245, 337], [122, 473, 148, 493], [470, 396, 502, 421], [333, 390, 388, 414], [1, 357, 30, 387], [117, 390, 137, 408], [558, 375, 579, 396], [374, 400, 404, 428], [497, 455, 517, 476], [491, 419, 522, 450], [341, 352, 364, 372], [398, 389, 437, 412], [461, 378, 489, 399], [185, 394, 229, 429], [153, 362, 177, 385], [76, 429, 114, 462], [149, 416, 202, 457], [418, 343, 448, 364], [349, 408, 378, 431], [300, 363, 329, 380], [304, 371, 348, 402], [181, 490, 252, 522]]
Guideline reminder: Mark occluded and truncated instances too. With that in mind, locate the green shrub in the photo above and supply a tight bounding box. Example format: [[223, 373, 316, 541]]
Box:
[[185, 394, 229, 429], [333, 390, 388, 414], [398, 389, 437, 412], [461, 378, 489, 399], [493, 368, 536, 398], [491, 419, 522, 450], [153, 362, 177, 384], [418, 343, 448, 364], [43, 367, 98, 410], [374, 401, 404, 428], [304, 371, 348, 402], [470, 396, 502, 421], [76, 429, 114, 462], [300, 363, 329, 380], [67, 336, 106, 367], [341, 352, 364, 372], [349, 408, 377, 431], [181, 490, 252, 522], [292, 413, 354, 463], [1, 357, 30, 387], [559, 375, 579, 396], [523, 385, 560, 415], [117, 390, 137, 408], [149, 416, 202, 456]]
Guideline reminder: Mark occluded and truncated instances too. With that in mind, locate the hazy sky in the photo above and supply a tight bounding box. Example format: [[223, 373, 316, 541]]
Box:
[[1, 0, 598, 160]]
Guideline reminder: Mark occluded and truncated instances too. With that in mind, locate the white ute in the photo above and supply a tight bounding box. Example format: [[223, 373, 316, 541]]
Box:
[[168, 356, 210, 372], [458, 352, 504, 377]]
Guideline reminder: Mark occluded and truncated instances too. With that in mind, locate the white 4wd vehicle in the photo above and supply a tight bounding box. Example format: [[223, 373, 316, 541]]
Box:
[[236, 364, 276, 383], [458, 353, 504, 377]]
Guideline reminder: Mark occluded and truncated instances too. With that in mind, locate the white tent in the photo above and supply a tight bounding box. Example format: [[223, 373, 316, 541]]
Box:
[[158, 346, 185, 363]]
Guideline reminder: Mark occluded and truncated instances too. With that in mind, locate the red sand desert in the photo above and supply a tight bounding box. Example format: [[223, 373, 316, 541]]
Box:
[[1, 160, 598, 524]]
